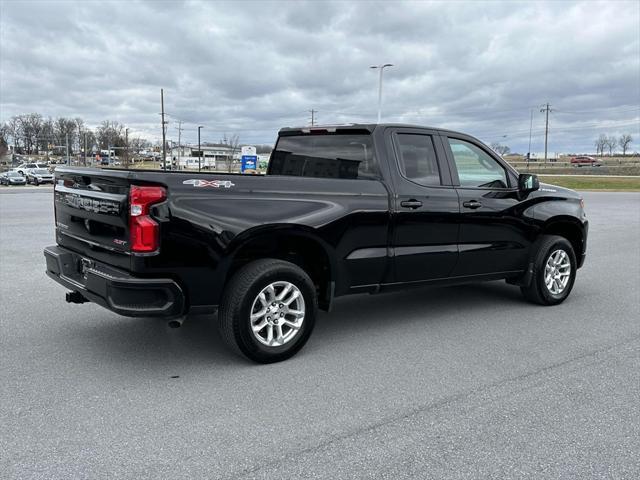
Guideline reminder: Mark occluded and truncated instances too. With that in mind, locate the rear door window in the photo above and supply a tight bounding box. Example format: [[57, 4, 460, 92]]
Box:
[[269, 134, 378, 179], [395, 134, 441, 186]]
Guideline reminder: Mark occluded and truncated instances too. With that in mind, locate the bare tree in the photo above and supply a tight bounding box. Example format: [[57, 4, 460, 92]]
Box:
[[5, 117, 22, 153], [0, 124, 9, 158], [129, 137, 151, 155], [490, 142, 510, 156], [75, 117, 84, 154], [83, 130, 97, 156], [619, 134, 633, 156], [604, 135, 617, 156], [96, 121, 125, 150], [54, 117, 77, 155], [594, 134, 607, 156], [37, 117, 55, 154], [220, 133, 240, 172], [19, 113, 44, 154]]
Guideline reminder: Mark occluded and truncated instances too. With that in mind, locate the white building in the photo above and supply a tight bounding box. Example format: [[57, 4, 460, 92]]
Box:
[[168, 145, 236, 169]]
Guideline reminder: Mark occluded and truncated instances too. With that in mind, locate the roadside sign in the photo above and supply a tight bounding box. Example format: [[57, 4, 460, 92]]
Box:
[[241, 155, 258, 173]]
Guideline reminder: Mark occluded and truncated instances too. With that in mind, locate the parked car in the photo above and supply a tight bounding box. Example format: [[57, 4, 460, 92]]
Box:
[[45, 123, 588, 363], [0, 171, 27, 186], [571, 155, 602, 167], [13, 163, 47, 175], [26, 168, 54, 185]]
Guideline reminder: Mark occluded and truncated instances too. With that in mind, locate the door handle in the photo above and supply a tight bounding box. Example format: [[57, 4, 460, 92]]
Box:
[[463, 200, 482, 209], [400, 199, 423, 209]]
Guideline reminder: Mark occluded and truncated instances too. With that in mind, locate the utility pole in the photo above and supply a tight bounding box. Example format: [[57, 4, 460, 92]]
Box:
[[309, 109, 317, 126], [527, 109, 533, 171], [84, 133, 87, 166], [198, 126, 203, 172], [161, 88, 167, 171], [540, 102, 553, 163], [65, 133, 69, 164], [125, 128, 129, 168], [175, 121, 183, 170]]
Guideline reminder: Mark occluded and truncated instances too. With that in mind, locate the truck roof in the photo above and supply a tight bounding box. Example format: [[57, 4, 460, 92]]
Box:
[[278, 123, 466, 136]]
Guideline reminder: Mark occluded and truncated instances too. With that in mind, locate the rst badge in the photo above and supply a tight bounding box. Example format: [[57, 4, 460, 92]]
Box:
[[183, 179, 235, 188]]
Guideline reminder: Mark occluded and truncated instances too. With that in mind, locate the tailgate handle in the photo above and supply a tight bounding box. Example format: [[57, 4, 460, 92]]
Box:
[[400, 199, 423, 209]]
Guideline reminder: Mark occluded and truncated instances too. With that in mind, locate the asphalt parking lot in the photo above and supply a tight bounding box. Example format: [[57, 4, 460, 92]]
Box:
[[1, 190, 639, 479]]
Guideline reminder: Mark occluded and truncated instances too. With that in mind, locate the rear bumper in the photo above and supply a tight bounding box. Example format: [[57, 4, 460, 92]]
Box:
[[44, 245, 185, 318]]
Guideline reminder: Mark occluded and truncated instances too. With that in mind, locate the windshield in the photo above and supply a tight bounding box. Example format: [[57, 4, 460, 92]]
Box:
[[7, 172, 22, 177], [33, 169, 49, 174], [269, 133, 378, 180]]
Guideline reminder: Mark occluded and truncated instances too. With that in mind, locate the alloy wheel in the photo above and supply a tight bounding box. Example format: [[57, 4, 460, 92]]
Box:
[[249, 281, 305, 347], [544, 249, 571, 295]]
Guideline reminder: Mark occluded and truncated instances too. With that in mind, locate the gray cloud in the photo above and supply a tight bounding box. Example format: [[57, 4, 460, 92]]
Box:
[[1, 0, 638, 152]]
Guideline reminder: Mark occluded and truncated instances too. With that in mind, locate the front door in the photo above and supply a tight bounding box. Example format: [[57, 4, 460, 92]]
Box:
[[443, 135, 533, 276], [388, 130, 460, 284]]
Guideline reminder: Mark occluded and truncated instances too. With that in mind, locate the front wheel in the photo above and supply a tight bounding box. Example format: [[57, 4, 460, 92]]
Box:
[[218, 259, 317, 363], [521, 235, 577, 305]]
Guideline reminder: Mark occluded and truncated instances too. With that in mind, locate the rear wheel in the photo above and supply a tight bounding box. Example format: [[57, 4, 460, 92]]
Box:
[[521, 235, 577, 305], [218, 259, 317, 363]]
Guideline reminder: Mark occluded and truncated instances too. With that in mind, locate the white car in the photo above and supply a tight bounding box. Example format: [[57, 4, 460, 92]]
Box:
[[25, 168, 54, 185], [13, 163, 48, 175]]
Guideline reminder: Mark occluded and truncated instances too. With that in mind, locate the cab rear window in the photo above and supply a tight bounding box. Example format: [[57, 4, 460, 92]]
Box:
[[269, 134, 378, 180]]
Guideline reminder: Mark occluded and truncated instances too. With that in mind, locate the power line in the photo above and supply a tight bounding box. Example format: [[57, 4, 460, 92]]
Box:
[[554, 105, 640, 114], [473, 119, 639, 139]]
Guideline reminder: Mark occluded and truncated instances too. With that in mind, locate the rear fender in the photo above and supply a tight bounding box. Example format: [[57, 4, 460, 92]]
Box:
[[224, 224, 337, 310]]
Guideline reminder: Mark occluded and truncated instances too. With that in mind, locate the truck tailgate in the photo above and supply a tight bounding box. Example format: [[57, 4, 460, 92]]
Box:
[[54, 170, 132, 268]]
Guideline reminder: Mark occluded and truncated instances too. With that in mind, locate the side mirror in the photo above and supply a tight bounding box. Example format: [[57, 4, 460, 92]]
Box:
[[518, 173, 539, 193]]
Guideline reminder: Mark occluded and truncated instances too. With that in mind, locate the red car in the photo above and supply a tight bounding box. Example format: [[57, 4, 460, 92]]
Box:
[[571, 156, 602, 167]]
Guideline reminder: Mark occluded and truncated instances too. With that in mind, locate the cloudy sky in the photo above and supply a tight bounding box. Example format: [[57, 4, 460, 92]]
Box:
[[1, 0, 639, 153]]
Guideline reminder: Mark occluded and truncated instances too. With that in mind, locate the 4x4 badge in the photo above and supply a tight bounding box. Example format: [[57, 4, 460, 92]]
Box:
[[183, 179, 235, 188]]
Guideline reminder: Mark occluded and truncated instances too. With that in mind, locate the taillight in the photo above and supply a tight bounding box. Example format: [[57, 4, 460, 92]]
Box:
[[129, 185, 166, 253]]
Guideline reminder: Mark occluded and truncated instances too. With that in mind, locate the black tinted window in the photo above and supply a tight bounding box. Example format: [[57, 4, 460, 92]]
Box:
[[270, 134, 377, 179], [396, 134, 441, 186]]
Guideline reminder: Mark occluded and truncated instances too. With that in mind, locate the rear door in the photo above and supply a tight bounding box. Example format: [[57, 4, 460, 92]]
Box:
[[442, 134, 532, 276], [386, 128, 459, 284]]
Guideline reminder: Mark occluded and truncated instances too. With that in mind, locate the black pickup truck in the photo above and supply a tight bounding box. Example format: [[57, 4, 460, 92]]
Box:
[[45, 124, 588, 363]]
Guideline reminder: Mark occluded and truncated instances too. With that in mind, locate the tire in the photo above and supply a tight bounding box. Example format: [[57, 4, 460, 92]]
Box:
[[34, 179, 39, 186], [520, 235, 577, 306], [218, 259, 317, 363]]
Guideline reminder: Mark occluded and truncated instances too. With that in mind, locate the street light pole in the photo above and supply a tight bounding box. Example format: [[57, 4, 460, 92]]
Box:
[[370, 63, 393, 123], [198, 126, 203, 172], [527, 109, 533, 171]]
